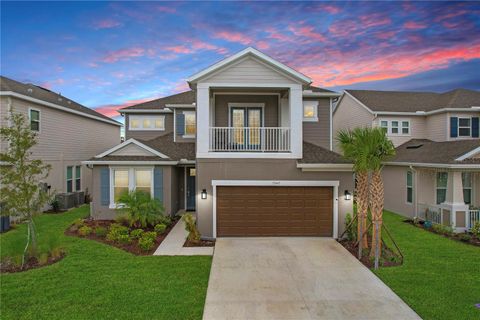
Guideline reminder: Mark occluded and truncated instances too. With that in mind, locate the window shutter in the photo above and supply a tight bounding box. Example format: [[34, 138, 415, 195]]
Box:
[[450, 117, 458, 138], [154, 167, 164, 203], [472, 117, 479, 138], [176, 114, 185, 135], [100, 168, 110, 206]]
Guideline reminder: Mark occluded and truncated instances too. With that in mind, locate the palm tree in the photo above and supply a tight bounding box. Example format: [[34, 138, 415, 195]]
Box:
[[337, 128, 371, 252]]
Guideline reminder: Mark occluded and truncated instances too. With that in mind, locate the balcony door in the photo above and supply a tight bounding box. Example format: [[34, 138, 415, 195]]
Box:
[[230, 106, 263, 148]]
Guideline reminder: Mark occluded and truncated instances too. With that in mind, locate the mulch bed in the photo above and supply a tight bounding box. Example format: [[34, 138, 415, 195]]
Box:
[[65, 218, 179, 256], [404, 219, 480, 247], [338, 239, 402, 268], [183, 239, 215, 247], [1, 252, 66, 273]]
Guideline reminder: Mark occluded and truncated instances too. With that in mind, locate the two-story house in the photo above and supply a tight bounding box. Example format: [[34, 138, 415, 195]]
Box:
[[85, 47, 355, 239], [333, 89, 480, 232], [0, 76, 121, 208]]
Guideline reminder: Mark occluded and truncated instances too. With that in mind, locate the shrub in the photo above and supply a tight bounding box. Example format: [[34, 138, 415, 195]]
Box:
[[138, 231, 157, 251], [115, 214, 130, 226], [156, 215, 172, 226], [459, 233, 472, 242], [142, 231, 157, 241], [50, 199, 60, 212], [130, 229, 145, 239], [432, 223, 454, 236], [471, 221, 480, 238], [106, 223, 129, 242], [182, 213, 200, 242], [344, 213, 357, 241], [95, 226, 107, 237], [154, 223, 167, 235], [78, 226, 93, 237], [117, 234, 132, 245], [72, 218, 85, 227], [116, 190, 165, 228]]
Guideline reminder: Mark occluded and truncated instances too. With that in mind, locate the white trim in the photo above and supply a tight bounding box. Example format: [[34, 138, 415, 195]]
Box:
[[120, 108, 173, 114], [199, 82, 302, 89], [378, 118, 411, 136], [28, 107, 41, 133], [297, 163, 353, 171], [385, 161, 480, 169], [128, 115, 165, 131], [329, 97, 333, 150], [197, 152, 297, 159], [303, 91, 341, 98], [165, 104, 195, 108], [83, 160, 177, 165], [456, 146, 480, 161], [211, 180, 339, 238], [213, 92, 280, 96], [0, 91, 121, 126], [457, 117, 473, 137], [187, 47, 311, 84], [302, 100, 318, 122], [109, 166, 154, 208], [94, 138, 169, 159]]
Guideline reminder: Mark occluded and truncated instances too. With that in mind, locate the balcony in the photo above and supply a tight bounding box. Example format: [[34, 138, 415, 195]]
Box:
[[209, 127, 291, 152]]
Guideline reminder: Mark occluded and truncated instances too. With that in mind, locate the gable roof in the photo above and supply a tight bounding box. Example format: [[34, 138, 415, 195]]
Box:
[[120, 91, 196, 111], [187, 47, 312, 84], [0, 76, 121, 126], [299, 142, 350, 164], [388, 139, 480, 166], [345, 89, 480, 113]]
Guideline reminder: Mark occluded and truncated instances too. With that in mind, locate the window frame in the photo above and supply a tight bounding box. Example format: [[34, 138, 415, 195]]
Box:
[[28, 108, 41, 132], [462, 172, 472, 205], [109, 167, 154, 208], [302, 100, 318, 122], [378, 119, 410, 136], [458, 117, 472, 137], [435, 172, 448, 205], [406, 170, 414, 204], [128, 115, 165, 131], [183, 110, 196, 138], [66, 166, 73, 193], [75, 165, 81, 191]]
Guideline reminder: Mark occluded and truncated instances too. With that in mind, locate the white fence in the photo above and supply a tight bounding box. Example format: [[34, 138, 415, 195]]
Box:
[[468, 209, 480, 230], [209, 127, 291, 152], [417, 203, 442, 224]]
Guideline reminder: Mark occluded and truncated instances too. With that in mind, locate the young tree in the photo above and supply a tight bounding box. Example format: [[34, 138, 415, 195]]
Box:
[[0, 111, 51, 266]]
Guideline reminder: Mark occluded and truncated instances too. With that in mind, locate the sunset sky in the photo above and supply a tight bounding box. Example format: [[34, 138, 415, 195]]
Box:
[[1, 1, 480, 122]]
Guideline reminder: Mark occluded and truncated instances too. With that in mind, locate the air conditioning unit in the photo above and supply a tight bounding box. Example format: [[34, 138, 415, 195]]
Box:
[[56, 193, 77, 210]]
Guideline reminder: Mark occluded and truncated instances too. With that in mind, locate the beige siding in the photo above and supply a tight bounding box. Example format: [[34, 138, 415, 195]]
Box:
[[425, 113, 447, 141], [214, 94, 279, 127], [196, 158, 354, 238], [203, 57, 295, 84], [382, 166, 415, 217], [373, 116, 427, 147], [0, 96, 120, 194], [302, 98, 331, 149], [332, 94, 373, 152], [125, 113, 173, 140]]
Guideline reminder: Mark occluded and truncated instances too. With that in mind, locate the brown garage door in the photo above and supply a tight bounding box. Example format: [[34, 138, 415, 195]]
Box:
[[216, 186, 333, 237]]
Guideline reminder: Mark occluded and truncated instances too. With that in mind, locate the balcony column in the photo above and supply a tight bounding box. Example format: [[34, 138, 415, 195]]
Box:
[[196, 84, 210, 157], [289, 84, 302, 158]]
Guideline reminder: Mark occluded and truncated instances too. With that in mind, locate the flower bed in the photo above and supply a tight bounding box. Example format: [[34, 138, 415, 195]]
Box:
[[338, 238, 402, 268], [0, 251, 65, 273], [65, 217, 179, 255], [183, 239, 215, 247]]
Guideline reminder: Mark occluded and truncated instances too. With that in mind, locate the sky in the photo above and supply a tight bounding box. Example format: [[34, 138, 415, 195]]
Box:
[[1, 1, 480, 123]]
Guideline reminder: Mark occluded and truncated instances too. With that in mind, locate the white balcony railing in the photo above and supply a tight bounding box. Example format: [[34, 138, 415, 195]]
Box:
[[209, 127, 291, 152], [468, 209, 480, 230], [418, 203, 442, 224]]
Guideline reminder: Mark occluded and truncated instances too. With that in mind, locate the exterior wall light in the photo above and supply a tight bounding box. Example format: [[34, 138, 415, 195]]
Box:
[[344, 190, 352, 201], [201, 189, 207, 200]]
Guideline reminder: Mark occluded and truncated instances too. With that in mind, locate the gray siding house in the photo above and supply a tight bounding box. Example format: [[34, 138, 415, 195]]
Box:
[[85, 47, 355, 239], [0, 76, 122, 206], [333, 89, 480, 232]]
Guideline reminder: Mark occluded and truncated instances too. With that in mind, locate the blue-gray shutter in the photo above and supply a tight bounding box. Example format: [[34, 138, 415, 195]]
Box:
[[100, 168, 110, 206], [176, 113, 185, 135], [154, 167, 164, 203], [450, 117, 458, 138], [472, 117, 479, 138]]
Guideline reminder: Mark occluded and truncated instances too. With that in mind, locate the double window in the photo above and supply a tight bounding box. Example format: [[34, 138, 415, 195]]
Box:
[[380, 119, 410, 135], [436, 172, 448, 204], [129, 115, 165, 131], [303, 101, 318, 122], [462, 172, 472, 205], [112, 168, 153, 204], [406, 171, 413, 204], [29, 108, 40, 132], [66, 166, 81, 193]]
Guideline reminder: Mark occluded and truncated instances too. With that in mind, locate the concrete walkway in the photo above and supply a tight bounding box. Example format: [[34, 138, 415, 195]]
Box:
[[153, 219, 214, 256], [203, 238, 420, 320]]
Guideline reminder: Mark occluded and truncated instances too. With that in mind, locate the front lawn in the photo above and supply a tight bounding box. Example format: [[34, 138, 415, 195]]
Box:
[[0, 206, 212, 320], [375, 210, 480, 320]]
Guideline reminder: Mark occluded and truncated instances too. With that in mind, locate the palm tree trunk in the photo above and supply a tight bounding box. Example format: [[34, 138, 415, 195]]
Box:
[[370, 170, 384, 258], [356, 171, 369, 252]]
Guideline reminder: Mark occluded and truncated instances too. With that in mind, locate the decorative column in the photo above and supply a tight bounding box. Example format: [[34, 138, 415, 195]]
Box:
[[443, 171, 469, 232], [289, 84, 302, 158], [196, 84, 210, 157]]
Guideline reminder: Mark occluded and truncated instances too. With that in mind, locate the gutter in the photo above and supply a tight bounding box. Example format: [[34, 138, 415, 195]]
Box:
[[302, 91, 341, 98], [119, 109, 173, 114], [385, 161, 480, 169], [297, 163, 353, 171], [82, 160, 179, 166]]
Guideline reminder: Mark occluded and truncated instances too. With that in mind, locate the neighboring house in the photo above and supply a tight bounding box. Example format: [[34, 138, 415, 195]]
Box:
[[85, 47, 355, 239], [333, 89, 480, 232], [0, 76, 122, 207]]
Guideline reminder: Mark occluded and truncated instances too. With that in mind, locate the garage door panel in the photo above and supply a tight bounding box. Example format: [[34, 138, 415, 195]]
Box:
[[217, 186, 333, 237]]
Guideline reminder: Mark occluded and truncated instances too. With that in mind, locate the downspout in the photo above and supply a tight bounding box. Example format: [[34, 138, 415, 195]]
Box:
[[410, 165, 418, 219]]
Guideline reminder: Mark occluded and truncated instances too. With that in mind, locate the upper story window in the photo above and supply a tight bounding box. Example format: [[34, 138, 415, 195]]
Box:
[[29, 108, 40, 132], [129, 115, 165, 131], [184, 111, 196, 136], [458, 118, 471, 137], [303, 101, 318, 122], [450, 116, 479, 138], [379, 119, 410, 136]]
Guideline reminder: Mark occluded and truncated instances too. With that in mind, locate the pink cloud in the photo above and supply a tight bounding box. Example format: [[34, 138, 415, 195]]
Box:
[[101, 47, 146, 63], [156, 6, 176, 13], [375, 30, 396, 40], [434, 10, 467, 22], [359, 14, 391, 29], [317, 4, 341, 14], [404, 21, 427, 30], [266, 27, 293, 42], [93, 19, 122, 30], [94, 97, 159, 118], [165, 45, 193, 54], [213, 31, 253, 45], [288, 25, 326, 42]]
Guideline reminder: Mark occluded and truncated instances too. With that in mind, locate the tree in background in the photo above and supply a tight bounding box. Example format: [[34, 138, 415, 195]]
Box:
[[0, 111, 51, 266]]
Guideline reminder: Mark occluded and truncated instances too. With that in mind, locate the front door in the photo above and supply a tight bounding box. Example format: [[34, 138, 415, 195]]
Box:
[[230, 107, 262, 148], [186, 167, 196, 211]]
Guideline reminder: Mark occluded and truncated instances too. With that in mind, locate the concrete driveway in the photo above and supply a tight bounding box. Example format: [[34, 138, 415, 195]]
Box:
[[203, 238, 420, 320]]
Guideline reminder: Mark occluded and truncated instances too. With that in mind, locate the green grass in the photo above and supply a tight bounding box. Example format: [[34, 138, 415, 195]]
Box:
[[375, 210, 480, 320], [0, 206, 212, 320]]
